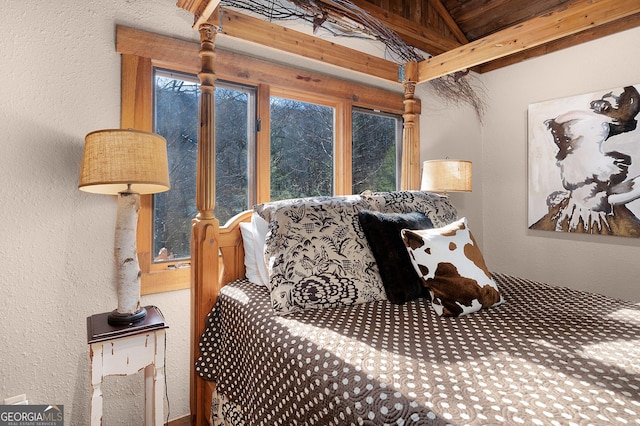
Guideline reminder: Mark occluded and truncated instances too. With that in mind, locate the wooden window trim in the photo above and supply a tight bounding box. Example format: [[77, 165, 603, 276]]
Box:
[[117, 26, 416, 294]]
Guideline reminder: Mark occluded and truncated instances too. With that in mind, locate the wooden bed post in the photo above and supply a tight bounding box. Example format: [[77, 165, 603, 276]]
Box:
[[191, 21, 219, 426], [400, 61, 420, 190]]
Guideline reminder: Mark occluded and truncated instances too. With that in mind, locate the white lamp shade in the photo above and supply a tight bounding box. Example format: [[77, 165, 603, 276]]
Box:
[[421, 159, 472, 193], [79, 129, 170, 195]]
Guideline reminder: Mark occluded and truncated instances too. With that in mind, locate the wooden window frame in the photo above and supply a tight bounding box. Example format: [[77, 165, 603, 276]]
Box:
[[117, 25, 413, 294]]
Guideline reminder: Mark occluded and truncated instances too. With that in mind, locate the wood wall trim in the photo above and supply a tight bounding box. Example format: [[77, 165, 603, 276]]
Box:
[[116, 25, 415, 114]]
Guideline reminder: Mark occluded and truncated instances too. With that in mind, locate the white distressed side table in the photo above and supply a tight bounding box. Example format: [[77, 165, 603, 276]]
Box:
[[87, 306, 168, 425]]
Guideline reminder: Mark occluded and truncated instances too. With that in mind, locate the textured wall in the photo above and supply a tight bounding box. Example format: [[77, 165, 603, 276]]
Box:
[[0, 1, 197, 423]]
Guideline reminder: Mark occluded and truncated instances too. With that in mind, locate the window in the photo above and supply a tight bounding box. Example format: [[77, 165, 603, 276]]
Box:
[[153, 70, 198, 262], [117, 27, 414, 294], [270, 96, 335, 200], [352, 108, 402, 194], [153, 69, 255, 263]]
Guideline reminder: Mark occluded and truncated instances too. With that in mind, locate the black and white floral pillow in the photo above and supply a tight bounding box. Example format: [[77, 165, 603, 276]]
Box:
[[259, 191, 458, 315], [265, 196, 386, 314]]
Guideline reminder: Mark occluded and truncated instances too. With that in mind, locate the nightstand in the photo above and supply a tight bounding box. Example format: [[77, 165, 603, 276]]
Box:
[[87, 306, 168, 426]]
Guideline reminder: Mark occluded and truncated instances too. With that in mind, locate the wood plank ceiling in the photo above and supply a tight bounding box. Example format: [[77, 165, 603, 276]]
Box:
[[361, 0, 640, 75], [177, 0, 640, 84]]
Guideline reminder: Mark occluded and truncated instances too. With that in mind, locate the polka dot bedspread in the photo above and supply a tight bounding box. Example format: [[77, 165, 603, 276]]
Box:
[[197, 273, 640, 425]]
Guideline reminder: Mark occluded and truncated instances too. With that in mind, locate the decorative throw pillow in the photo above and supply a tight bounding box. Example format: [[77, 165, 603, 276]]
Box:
[[402, 218, 503, 317], [254, 195, 336, 224], [264, 195, 387, 314], [257, 191, 459, 314], [358, 210, 433, 304], [240, 212, 270, 288]]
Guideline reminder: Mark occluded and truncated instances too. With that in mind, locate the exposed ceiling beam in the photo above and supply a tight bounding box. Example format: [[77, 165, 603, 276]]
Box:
[[346, 0, 461, 55], [418, 0, 640, 83], [477, 12, 640, 73], [217, 8, 400, 82]]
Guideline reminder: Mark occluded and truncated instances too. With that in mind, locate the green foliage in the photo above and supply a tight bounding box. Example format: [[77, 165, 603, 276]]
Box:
[[153, 75, 250, 260], [270, 97, 334, 200], [352, 109, 398, 193], [152, 74, 400, 262]]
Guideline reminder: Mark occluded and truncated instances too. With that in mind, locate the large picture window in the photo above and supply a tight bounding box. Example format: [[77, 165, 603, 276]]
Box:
[[118, 27, 413, 294]]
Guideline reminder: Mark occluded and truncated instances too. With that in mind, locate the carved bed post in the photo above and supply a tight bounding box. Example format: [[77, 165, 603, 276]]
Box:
[[401, 61, 420, 190], [191, 22, 219, 426]]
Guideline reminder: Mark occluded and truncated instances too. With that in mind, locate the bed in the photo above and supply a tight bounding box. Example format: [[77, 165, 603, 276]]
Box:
[[168, 4, 640, 425], [200, 274, 640, 425], [193, 191, 640, 425]]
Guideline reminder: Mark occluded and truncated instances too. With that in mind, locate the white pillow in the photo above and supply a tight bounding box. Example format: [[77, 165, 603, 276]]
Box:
[[239, 212, 271, 287], [251, 212, 270, 288], [239, 222, 263, 286]]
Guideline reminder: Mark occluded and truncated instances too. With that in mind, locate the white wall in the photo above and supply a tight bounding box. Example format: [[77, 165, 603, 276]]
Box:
[[418, 83, 484, 244], [1, 1, 198, 424], [425, 27, 640, 302]]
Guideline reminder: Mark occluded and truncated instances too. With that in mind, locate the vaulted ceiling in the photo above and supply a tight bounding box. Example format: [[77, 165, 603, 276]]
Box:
[[177, 0, 640, 84]]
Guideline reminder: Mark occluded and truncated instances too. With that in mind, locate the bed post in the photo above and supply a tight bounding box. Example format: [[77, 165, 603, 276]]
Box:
[[401, 61, 420, 190], [191, 21, 219, 426]]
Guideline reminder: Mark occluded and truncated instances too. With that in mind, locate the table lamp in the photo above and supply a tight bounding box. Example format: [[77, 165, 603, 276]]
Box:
[[79, 129, 170, 325], [421, 159, 472, 195]]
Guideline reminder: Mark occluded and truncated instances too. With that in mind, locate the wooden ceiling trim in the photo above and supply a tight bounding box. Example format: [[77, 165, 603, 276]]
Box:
[[477, 13, 640, 74], [417, 0, 640, 83], [348, 0, 461, 55], [116, 25, 200, 70], [218, 8, 400, 82], [446, 0, 569, 41]]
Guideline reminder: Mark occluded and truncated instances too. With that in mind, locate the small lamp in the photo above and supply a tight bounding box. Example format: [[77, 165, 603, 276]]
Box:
[[79, 129, 170, 325], [421, 159, 472, 195]]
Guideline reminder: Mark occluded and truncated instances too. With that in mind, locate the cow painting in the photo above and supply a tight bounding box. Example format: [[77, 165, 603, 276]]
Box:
[[528, 85, 640, 237]]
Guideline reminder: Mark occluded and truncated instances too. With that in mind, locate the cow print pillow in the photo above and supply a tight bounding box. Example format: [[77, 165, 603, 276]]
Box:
[[402, 217, 503, 317]]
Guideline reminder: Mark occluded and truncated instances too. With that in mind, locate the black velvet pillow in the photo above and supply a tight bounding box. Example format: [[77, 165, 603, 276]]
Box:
[[358, 210, 434, 304]]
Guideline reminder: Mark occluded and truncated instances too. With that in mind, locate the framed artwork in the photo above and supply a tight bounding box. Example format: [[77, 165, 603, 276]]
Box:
[[528, 84, 640, 237]]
